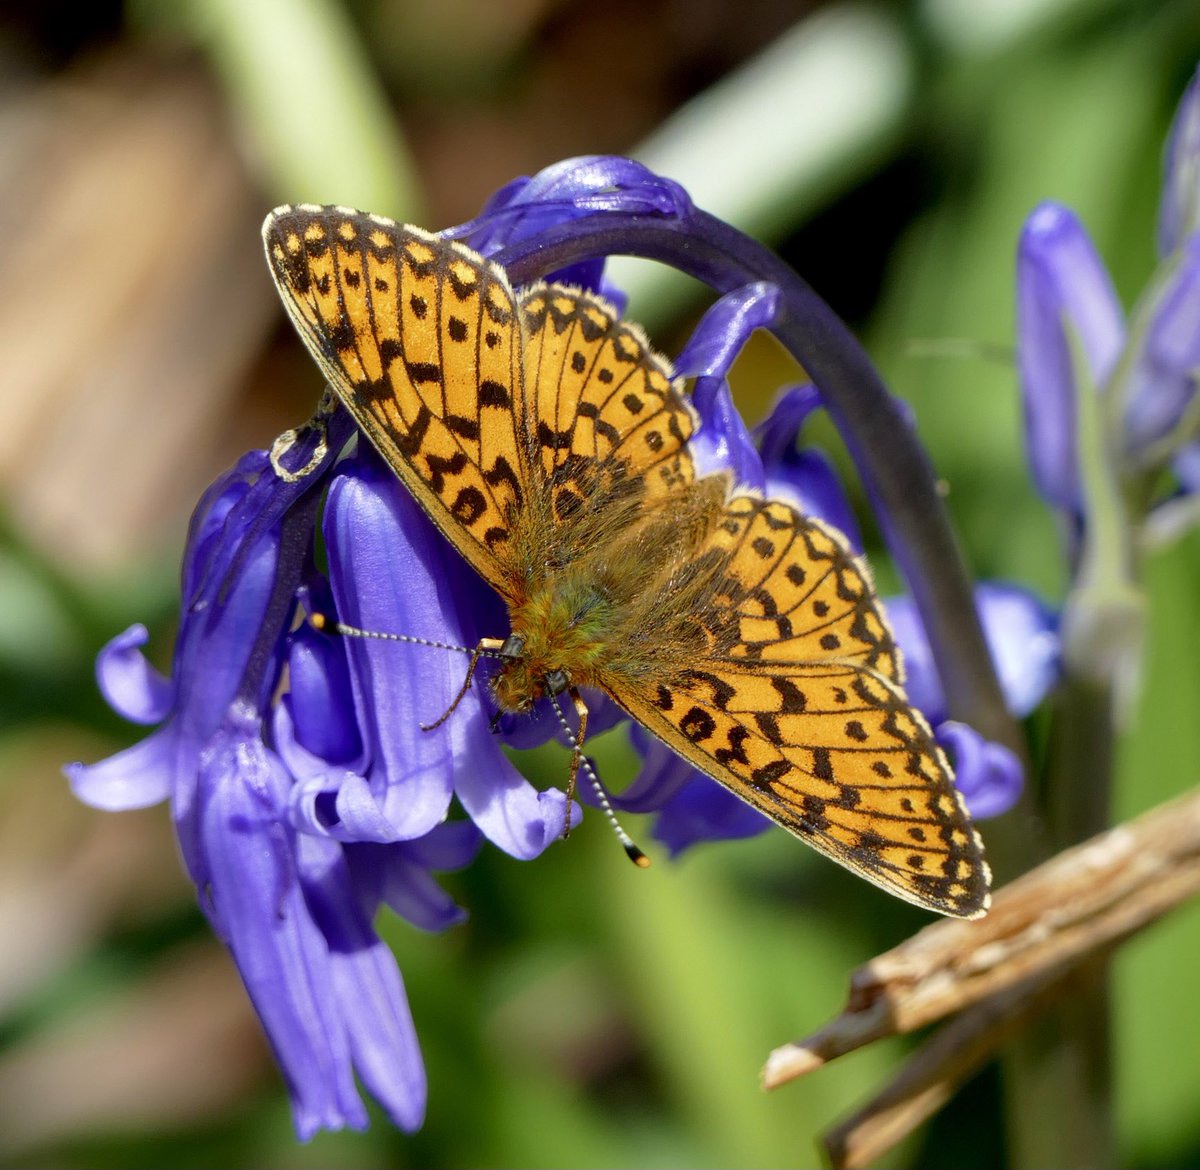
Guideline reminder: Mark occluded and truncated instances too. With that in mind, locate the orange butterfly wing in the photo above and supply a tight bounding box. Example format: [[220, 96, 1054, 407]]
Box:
[[263, 205, 528, 596], [604, 495, 990, 918]]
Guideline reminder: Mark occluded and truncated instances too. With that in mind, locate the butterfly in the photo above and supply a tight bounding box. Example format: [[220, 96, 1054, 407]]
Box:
[[262, 204, 991, 919]]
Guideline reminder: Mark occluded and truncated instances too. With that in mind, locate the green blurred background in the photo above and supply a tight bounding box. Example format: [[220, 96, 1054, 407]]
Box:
[[2, 0, 1200, 1165]]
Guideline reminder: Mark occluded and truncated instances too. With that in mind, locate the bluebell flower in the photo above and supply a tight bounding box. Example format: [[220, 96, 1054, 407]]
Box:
[[1159, 64, 1200, 258], [1016, 202, 1125, 531], [67, 440, 485, 1137], [1017, 65, 1200, 549], [69, 153, 1029, 1136]]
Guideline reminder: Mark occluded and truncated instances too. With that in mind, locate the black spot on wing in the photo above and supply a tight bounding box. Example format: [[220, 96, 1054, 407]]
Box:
[[479, 379, 511, 408], [451, 486, 487, 524], [425, 451, 468, 493], [406, 360, 442, 385], [680, 707, 717, 742]]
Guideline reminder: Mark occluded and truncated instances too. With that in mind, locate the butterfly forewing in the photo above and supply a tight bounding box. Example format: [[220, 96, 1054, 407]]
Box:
[[519, 285, 697, 528], [263, 206, 527, 595]]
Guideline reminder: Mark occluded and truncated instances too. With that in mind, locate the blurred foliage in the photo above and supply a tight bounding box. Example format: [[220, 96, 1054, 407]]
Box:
[[2, 0, 1200, 1166]]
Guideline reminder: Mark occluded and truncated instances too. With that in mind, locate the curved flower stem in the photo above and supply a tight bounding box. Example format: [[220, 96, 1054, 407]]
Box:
[[497, 211, 1041, 876]]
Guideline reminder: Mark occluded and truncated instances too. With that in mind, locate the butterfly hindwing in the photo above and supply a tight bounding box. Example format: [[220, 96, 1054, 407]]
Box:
[[518, 285, 697, 535], [700, 495, 902, 678], [604, 492, 990, 918], [263, 206, 527, 596]]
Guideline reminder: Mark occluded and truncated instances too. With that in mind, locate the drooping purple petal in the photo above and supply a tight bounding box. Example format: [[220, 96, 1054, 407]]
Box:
[[613, 725, 696, 813], [190, 707, 368, 1139], [65, 725, 175, 810], [398, 819, 482, 872], [1016, 203, 1126, 518], [936, 721, 1024, 820], [1160, 64, 1200, 257], [675, 283, 782, 385], [376, 862, 472, 932], [94, 624, 173, 724], [676, 284, 782, 487], [755, 382, 820, 466], [454, 732, 580, 859], [349, 829, 480, 933], [296, 833, 427, 1132], [1124, 234, 1200, 452], [689, 376, 764, 487], [651, 777, 772, 856], [327, 936, 425, 1133]]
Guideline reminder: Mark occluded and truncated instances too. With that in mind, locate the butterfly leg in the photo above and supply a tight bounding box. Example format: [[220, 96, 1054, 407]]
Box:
[[421, 637, 509, 731], [268, 386, 338, 482]]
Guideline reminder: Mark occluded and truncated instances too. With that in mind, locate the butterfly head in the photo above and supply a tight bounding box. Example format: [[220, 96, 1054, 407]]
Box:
[[490, 632, 574, 713]]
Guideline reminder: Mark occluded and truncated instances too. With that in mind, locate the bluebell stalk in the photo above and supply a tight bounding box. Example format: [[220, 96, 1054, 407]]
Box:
[[67, 154, 1042, 1138]]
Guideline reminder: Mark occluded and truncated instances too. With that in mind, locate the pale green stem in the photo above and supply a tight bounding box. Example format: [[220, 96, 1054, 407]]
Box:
[[1004, 300, 1148, 1169]]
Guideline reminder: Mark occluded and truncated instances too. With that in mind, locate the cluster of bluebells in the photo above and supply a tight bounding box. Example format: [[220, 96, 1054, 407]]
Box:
[[1019, 63, 1200, 532], [67, 155, 1056, 1137], [1016, 64, 1200, 692]]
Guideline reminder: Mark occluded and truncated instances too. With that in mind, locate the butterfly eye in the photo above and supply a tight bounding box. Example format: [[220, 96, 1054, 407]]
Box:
[[543, 668, 570, 696], [498, 634, 525, 660]]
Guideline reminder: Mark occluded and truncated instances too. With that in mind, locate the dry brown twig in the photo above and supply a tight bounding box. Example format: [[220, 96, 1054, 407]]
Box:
[[761, 786, 1200, 1168]]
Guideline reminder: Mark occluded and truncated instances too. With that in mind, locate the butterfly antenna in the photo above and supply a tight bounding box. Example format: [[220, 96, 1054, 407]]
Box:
[[420, 643, 488, 732], [309, 614, 508, 730], [551, 694, 650, 868]]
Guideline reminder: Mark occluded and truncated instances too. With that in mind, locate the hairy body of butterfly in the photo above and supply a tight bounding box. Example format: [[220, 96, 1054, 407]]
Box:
[[263, 203, 991, 919], [492, 473, 729, 711]]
